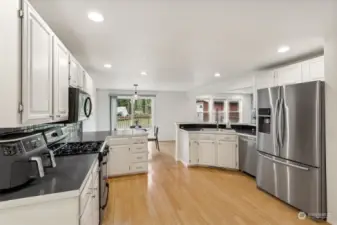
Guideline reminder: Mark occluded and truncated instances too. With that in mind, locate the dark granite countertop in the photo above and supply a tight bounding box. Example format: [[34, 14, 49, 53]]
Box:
[[0, 154, 98, 203]]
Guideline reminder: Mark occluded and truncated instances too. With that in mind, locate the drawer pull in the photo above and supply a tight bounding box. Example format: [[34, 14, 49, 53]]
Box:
[[136, 147, 143, 150], [136, 167, 143, 169], [136, 156, 143, 159]]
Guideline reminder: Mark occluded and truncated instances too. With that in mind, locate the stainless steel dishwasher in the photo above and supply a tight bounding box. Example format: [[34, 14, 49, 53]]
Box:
[[239, 135, 257, 177]]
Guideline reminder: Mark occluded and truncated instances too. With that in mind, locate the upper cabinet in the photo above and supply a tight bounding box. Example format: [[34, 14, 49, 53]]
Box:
[[22, 1, 54, 124], [255, 56, 324, 90], [0, 0, 94, 127], [53, 36, 70, 121], [255, 71, 275, 89], [302, 56, 324, 82], [275, 63, 302, 86], [69, 56, 79, 88]]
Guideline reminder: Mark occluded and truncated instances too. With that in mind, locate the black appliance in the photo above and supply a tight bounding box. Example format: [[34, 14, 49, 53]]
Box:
[[68, 87, 92, 123]]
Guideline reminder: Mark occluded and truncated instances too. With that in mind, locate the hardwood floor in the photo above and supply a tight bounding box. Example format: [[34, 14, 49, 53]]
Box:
[[103, 142, 328, 225]]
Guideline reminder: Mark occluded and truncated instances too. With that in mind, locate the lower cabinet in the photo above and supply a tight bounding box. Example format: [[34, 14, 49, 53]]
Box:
[[108, 145, 131, 176], [187, 134, 238, 170], [107, 136, 149, 177], [198, 140, 216, 166], [217, 141, 237, 169]]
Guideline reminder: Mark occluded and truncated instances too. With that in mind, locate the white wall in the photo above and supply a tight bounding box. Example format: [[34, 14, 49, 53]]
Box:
[[94, 89, 193, 141], [324, 33, 337, 225]]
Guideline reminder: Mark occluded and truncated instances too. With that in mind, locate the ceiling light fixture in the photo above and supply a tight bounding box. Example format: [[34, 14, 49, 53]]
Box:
[[88, 12, 104, 22], [133, 84, 139, 100], [104, 64, 112, 68], [140, 71, 147, 76], [277, 45, 290, 53], [214, 73, 221, 77]]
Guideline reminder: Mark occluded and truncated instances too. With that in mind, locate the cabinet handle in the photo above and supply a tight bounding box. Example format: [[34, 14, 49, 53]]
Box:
[[136, 167, 143, 169], [56, 115, 61, 118], [136, 156, 142, 159], [92, 195, 96, 198], [49, 115, 53, 118]]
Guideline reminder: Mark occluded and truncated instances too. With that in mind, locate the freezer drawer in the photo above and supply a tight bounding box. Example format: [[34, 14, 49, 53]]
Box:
[[256, 153, 326, 218]]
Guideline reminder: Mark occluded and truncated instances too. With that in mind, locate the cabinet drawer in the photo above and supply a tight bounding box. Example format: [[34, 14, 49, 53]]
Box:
[[79, 173, 93, 216], [190, 134, 215, 140], [131, 143, 147, 153], [107, 138, 130, 146], [217, 135, 237, 142], [132, 137, 147, 144], [131, 152, 148, 162], [130, 162, 148, 172]]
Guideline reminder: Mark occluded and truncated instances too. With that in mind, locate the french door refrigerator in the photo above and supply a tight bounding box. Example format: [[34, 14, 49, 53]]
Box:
[[256, 81, 326, 219]]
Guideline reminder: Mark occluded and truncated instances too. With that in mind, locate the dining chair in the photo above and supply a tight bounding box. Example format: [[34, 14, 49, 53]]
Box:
[[148, 126, 160, 151]]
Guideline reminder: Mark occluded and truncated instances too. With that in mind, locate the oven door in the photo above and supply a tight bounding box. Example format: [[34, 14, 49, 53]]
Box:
[[99, 151, 109, 224]]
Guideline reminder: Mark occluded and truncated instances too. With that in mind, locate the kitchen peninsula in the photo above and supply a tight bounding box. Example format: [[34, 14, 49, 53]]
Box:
[[175, 122, 256, 170]]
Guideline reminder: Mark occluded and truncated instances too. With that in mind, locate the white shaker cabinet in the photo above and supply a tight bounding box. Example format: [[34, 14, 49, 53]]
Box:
[[22, 1, 54, 124], [198, 140, 216, 166], [275, 63, 302, 86], [255, 71, 275, 90], [108, 145, 131, 176], [53, 36, 69, 121], [69, 56, 79, 88], [78, 67, 85, 90], [302, 56, 325, 82], [189, 141, 199, 165], [217, 141, 237, 169]]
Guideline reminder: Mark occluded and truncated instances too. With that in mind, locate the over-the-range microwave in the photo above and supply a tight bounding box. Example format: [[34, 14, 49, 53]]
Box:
[[68, 87, 92, 123]]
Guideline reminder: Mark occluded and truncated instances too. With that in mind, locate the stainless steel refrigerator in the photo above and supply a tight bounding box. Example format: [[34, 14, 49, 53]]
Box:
[[256, 81, 326, 219]]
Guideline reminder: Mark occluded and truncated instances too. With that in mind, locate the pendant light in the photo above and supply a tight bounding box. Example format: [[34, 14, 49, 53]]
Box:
[[133, 84, 139, 100]]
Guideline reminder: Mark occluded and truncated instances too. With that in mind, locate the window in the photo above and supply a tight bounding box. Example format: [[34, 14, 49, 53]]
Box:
[[196, 99, 210, 122], [227, 101, 241, 123], [112, 96, 155, 130], [213, 100, 226, 123]]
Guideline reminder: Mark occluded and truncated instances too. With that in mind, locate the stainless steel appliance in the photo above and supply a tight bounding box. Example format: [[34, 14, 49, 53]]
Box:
[[256, 81, 326, 219], [239, 135, 257, 177], [68, 87, 92, 123], [0, 133, 56, 191]]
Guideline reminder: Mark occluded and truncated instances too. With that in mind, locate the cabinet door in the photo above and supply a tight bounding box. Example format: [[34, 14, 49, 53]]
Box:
[[84, 72, 93, 95], [302, 56, 324, 82], [80, 195, 93, 225], [108, 145, 130, 176], [77, 67, 85, 90], [198, 141, 215, 166], [275, 63, 302, 86], [22, 1, 53, 124], [189, 141, 199, 165], [255, 71, 276, 89], [217, 141, 237, 169], [53, 36, 69, 121], [69, 56, 79, 88], [92, 174, 100, 225]]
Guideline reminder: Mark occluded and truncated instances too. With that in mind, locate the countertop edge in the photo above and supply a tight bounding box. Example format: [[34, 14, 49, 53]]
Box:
[[0, 190, 80, 210], [179, 129, 256, 137]]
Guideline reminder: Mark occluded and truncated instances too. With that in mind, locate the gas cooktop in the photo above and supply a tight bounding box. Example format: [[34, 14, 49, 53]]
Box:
[[51, 141, 104, 157]]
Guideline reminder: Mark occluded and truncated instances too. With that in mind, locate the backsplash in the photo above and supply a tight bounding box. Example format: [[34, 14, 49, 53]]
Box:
[[0, 122, 82, 137]]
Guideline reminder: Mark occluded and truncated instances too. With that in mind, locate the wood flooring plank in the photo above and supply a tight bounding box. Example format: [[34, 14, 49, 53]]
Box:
[[103, 142, 329, 225]]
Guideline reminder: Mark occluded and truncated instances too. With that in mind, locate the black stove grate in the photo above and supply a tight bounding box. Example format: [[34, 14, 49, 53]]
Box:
[[52, 141, 104, 156]]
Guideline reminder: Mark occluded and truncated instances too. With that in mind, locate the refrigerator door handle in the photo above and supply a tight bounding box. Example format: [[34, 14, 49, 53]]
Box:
[[274, 98, 280, 153], [259, 153, 309, 171], [278, 98, 284, 148]]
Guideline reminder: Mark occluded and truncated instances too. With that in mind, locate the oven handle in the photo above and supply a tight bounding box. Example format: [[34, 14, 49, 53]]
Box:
[[102, 183, 110, 210]]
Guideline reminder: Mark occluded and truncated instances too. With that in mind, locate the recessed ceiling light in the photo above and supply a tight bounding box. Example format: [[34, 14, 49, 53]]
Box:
[[88, 12, 104, 22], [104, 64, 112, 68], [214, 73, 221, 77], [278, 46, 290, 53], [140, 71, 147, 76]]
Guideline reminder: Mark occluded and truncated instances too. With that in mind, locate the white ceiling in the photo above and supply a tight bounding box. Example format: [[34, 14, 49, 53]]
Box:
[[30, 0, 337, 91]]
